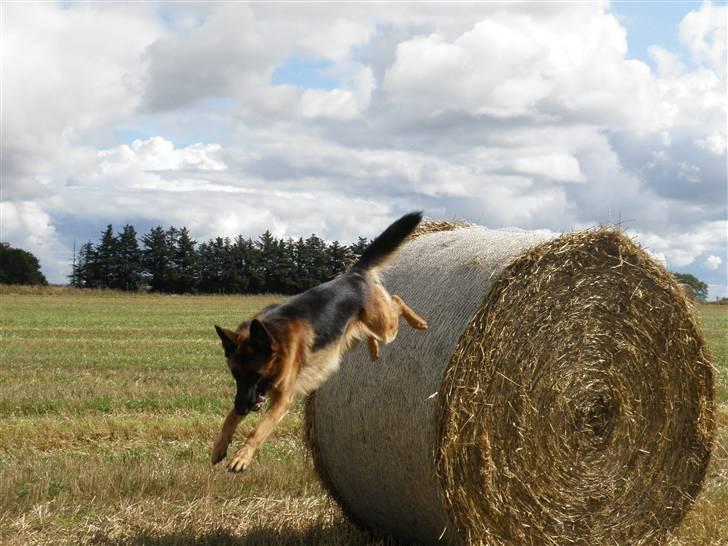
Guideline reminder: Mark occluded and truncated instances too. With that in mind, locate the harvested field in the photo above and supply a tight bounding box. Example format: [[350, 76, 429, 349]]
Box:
[[0, 288, 726, 545]]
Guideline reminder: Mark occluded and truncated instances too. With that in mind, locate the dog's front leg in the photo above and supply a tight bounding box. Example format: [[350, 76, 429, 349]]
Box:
[[227, 390, 293, 473], [211, 407, 243, 465]]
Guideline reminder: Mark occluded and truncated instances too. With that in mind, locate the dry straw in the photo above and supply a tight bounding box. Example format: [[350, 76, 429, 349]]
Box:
[[305, 224, 714, 545], [677, 283, 697, 303]]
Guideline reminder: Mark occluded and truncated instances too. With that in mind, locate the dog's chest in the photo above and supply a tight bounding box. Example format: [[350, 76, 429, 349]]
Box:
[[294, 320, 370, 395], [294, 345, 343, 395]]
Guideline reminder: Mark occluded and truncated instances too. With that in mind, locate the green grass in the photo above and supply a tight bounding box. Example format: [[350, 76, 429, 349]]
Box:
[[0, 290, 383, 546], [0, 292, 278, 418], [0, 289, 725, 545], [700, 304, 728, 405]]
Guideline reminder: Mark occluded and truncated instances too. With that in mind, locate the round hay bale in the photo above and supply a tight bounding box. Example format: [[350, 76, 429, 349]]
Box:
[[305, 226, 715, 545]]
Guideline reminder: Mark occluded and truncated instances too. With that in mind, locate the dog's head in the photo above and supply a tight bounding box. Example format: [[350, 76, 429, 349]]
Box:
[[214, 320, 275, 416]]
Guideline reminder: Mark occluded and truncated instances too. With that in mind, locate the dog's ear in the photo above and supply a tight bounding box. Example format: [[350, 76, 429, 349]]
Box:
[[214, 325, 238, 357], [249, 319, 274, 353]]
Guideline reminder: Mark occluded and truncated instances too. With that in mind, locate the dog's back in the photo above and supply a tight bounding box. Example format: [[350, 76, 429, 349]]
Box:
[[259, 210, 423, 351], [261, 272, 368, 351]]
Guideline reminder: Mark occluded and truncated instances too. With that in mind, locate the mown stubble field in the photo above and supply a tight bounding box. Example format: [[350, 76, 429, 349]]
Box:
[[0, 287, 726, 545]]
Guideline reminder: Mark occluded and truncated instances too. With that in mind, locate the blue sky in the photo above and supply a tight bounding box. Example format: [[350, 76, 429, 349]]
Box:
[[614, 1, 707, 62], [272, 56, 339, 90]]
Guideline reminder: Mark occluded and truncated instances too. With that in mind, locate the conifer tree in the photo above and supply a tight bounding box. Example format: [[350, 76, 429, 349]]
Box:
[[75, 241, 99, 288], [305, 234, 331, 285], [348, 236, 369, 267], [143, 226, 173, 292], [273, 238, 297, 294], [292, 237, 309, 293], [243, 237, 265, 293], [69, 241, 81, 288], [116, 225, 143, 291], [218, 237, 236, 293], [227, 236, 249, 293], [197, 240, 219, 293], [256, 230, 279, 293], [96, 225, 118, 289], [327, 240, 352, 277], [172, 227, 198, 293]]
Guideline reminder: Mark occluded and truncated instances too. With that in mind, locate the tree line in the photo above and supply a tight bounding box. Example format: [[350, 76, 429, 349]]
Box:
[[0, 243, 48, 286], [1, 228, 713, 301], [68, 224, 369, 294]]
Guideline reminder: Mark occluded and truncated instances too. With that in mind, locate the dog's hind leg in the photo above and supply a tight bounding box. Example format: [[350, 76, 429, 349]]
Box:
[[362, 285, 427, 349], [367, 337, 380, 361], [392, 294, 428, 330]]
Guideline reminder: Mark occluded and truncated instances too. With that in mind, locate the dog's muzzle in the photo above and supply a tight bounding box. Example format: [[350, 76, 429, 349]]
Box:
[[236, 377, 270, 415], [252, 377, 271, 411], [253, 393, 267, 411]]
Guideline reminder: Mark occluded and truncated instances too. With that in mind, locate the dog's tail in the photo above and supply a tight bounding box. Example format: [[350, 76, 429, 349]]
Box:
[[351, 211, 423, 272]]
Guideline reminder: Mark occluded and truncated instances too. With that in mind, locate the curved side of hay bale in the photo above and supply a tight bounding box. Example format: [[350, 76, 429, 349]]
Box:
[[306, 227, 715, 545], [306, 227, 550, 543]]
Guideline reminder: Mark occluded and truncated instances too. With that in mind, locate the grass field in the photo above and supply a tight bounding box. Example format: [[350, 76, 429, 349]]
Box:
[[0, 288, 726, 545]]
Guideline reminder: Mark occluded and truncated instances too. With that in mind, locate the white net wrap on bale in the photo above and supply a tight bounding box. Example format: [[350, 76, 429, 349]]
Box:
[[305, 226, 715, 545]]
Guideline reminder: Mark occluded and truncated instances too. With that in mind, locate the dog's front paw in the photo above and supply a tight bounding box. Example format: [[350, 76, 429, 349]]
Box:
[[227, 446, 254, 473], [211, 440, 228, 465], [414, 319, 428, 330]]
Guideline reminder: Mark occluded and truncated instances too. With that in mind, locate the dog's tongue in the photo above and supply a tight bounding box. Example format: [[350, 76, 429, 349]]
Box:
[[254, 394, 267, 408]]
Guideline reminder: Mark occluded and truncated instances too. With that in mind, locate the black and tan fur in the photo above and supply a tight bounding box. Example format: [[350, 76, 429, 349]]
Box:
[[212, 212, 428, 473]]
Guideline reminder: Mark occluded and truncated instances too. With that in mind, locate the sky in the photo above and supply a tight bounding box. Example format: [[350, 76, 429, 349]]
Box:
[[1, 1, 726, 298]]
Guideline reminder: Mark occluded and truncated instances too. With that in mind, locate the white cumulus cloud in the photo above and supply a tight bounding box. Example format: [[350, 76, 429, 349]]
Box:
[[704, 254, 723, 271], [98, 137, 227, 174]]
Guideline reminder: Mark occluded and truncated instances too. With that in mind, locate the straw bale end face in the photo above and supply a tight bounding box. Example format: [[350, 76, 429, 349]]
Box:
[[306, 226, 715, 546], [437, 229, 715, 545]]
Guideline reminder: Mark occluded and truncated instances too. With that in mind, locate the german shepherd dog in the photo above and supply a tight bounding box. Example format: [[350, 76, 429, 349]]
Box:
[[212, 212, 428, 473]]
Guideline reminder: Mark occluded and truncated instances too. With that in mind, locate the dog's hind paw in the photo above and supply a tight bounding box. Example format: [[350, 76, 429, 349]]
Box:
[[413, 319, 428, 330]]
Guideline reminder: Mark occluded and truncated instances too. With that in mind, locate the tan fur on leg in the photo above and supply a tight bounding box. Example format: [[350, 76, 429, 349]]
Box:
[[367, 337, 380, 361], [212, 407, 243, 465], [392, 294, 428, 330]]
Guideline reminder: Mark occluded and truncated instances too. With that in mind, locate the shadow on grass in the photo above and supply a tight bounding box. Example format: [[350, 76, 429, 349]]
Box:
[[90, 521, 399, 546]]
